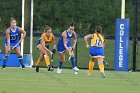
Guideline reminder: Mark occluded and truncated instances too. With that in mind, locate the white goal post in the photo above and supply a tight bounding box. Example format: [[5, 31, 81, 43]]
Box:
[[21, 0, 34, 67], [121, 0, 125, 19], [30, 0, 34, 67]]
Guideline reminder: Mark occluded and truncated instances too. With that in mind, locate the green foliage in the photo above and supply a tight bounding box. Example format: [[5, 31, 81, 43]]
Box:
[[33, 0, 134, 35], [0, 0, 137, 35], [0, 0, 21, 31]]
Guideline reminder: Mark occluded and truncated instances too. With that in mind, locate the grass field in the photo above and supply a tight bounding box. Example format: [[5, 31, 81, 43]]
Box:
[[0, 67, 140, 93]]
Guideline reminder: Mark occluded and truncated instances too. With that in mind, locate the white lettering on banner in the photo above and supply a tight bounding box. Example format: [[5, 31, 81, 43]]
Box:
[[119, 24, 124, 68], [120, 36, 123, 42]]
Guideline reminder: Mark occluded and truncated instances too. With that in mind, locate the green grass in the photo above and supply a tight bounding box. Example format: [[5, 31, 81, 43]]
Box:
[[0, 67, 140, 93]]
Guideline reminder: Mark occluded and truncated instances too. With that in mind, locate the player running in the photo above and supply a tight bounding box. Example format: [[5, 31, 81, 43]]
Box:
[[36, 26, 56, 72], [2, 17, 26, 69], [84, 26, 105, 78], [57, 23, 79, 74]]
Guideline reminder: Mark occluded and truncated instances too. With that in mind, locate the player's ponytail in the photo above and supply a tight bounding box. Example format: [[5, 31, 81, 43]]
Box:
[[95, 26, 103, 41]]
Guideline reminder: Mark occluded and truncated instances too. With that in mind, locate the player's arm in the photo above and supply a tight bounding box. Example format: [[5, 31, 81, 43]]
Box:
[[62, 32, 70, 53], [18, 27, 26, 42], [84, 34, 93, 48], [72, 31, 77, 49], [6, 28, 10, 51]]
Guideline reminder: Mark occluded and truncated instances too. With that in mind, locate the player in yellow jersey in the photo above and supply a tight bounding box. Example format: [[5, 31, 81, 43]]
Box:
[[35, 26, 56, 72], [84, 26, 105, 78]]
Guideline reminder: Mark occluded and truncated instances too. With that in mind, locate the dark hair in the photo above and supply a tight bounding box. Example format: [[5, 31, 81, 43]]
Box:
[[95, 26, 103, 41], [95, 26, 102, 34], [69, 22, 74, 27], [10, 17, 16, 22], [44, 26, 52, 32]]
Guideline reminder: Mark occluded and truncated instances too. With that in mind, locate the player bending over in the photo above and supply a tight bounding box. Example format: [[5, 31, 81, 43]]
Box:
[[36, 26, 56, 72], [2, 17, 26, 69], [84, 26, 105, 78], [57, 23, 79, 74]]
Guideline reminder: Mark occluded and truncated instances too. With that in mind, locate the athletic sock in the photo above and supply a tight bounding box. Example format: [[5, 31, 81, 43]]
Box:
[[3, 56, 8, 67], [36, 58, 42, 66], [71, 57, 76, 68], [99, 64, 104, 72], [58, 61, 63, 69], [18, 56, 25, 67], [88, 61, 94, 74], [44, 55, 50, 67]]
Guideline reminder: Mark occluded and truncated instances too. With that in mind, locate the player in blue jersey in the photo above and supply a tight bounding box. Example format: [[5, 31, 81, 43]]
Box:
[[57, 23, 79, 74], [2, 18, 26, 69]]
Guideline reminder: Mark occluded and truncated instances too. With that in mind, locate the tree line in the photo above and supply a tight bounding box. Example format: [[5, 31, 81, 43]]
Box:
[[0, 0, 138, 36]]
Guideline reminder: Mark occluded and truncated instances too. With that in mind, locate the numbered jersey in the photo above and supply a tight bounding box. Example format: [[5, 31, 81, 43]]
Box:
[[91, 33, 104, 47], [90, 33, 105, 58], [4, 26, 20, 47], [9, 27, 19, 43]]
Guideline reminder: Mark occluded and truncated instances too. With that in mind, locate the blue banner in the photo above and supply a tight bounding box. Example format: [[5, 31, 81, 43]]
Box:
[[0, 54, 31, 67], [115, 19, 130, 71]]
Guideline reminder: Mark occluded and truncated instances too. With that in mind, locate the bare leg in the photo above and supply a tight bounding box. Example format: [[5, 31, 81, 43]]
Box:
[[98, 58, 105, 78]]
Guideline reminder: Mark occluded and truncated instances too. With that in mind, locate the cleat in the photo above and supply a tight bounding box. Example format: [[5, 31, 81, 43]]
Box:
[[50, 66, 54, 72], [48, 65, 51, 71], [73, 67, 79, 72], [57, 68, 62, 74], [48, 65, 54, 71], [101, 72, 105, 78], [36, 66, 39, 72], [22, 65, 25, 70], [2, 67, 6, 70], [2, 65, 6, 70]]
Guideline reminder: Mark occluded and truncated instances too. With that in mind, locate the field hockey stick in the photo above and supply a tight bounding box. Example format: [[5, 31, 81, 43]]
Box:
[[50, 49, 56, 65], [51, 54, 54, 62], [68, 48, 73, 63], [103, 59, 109, 66], [12, 41, 21, 49], [0, 56, 5, 61]]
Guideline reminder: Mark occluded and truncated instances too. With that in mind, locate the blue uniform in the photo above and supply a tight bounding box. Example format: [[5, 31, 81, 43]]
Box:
[[57, 30, 74, 53], [5, 26, 20, 47], [2, 26, 25, 69]]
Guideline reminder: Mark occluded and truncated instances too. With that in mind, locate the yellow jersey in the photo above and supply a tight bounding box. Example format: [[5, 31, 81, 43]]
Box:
[[91, 33, 104, 47], [41, 33, 53, 45]]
